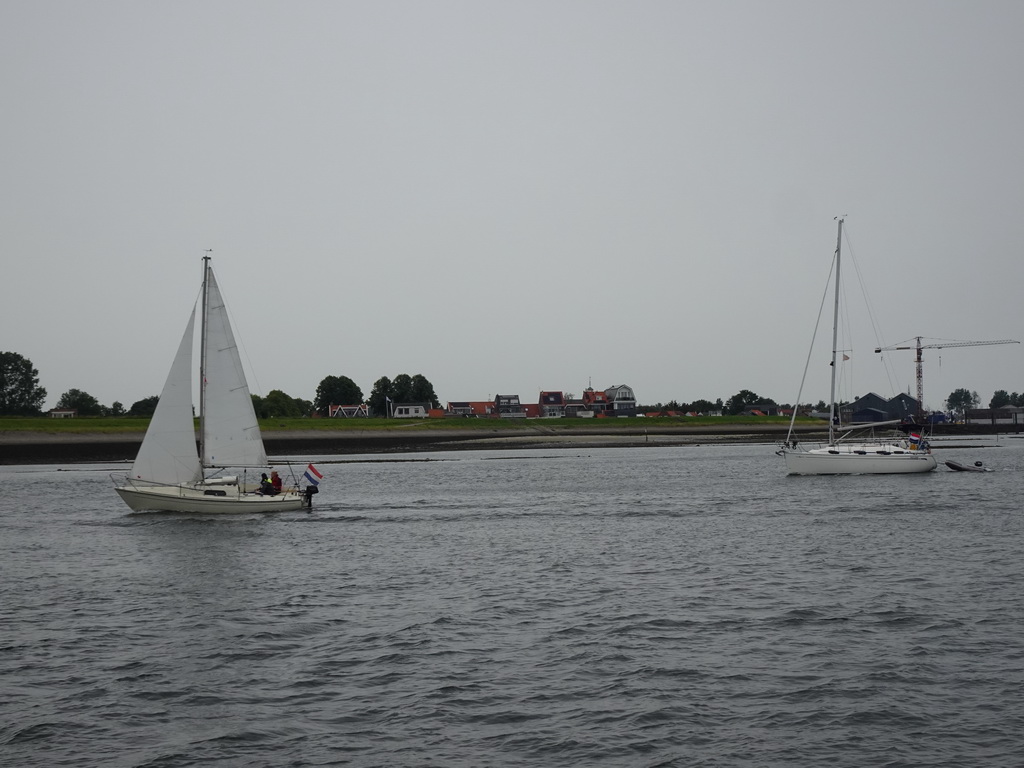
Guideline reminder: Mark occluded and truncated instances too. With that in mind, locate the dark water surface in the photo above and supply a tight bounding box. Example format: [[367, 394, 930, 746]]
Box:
[[3, 440, 1023, 767]]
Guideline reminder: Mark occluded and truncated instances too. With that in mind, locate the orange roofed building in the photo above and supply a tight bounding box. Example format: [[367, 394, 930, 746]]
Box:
[[445, 384, 637, 419]]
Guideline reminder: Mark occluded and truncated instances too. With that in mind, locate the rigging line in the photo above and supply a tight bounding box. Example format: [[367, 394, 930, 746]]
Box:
[[212, 261, 264, 398], [835, 239, 863, 410], [786, 249, 838, 442], [837, 254, 854, 405], [841, 223, 903, 397]]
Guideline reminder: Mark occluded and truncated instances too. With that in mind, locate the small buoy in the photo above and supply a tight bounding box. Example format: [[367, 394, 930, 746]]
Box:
[[974, 461, 984, 467]]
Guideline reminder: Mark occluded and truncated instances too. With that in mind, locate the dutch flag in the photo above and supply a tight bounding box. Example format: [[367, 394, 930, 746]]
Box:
[[909, 433, 922, 445], [303, 463, 324, 486]]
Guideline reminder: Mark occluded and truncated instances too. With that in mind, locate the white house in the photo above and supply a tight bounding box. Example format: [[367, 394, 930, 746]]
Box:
[[604, 384, 638, 416], [967, 406, 1024, 426], [392, 403, 430, 418]]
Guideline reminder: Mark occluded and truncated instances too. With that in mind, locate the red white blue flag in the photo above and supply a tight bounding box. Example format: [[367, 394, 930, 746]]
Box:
[[303, 463, 324, 486]]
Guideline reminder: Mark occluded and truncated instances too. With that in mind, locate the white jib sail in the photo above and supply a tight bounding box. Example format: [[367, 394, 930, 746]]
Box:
[[130, 306, 202, 485], [201, 269, 269, 468]]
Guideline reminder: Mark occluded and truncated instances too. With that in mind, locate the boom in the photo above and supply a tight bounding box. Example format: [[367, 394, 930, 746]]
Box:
[[874, 337, 1020, 417]]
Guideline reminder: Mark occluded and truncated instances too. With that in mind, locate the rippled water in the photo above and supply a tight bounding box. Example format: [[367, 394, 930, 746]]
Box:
[[3, 440, 1024, 767]]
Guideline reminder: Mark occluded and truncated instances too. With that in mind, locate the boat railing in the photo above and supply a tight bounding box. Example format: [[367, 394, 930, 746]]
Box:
[[113, 474, 251, 497], [837, 419, 904, 433]]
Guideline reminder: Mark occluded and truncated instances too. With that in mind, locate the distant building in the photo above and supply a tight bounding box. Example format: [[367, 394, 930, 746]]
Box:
[[604, 385, 637, 417], [494, 394, 525, 418], [850, 392, 922, 422], [539, 391, 565, 418], [742, 402, 779, 417], [446, 401, 494, 417], [449, 383, 639, 419], [563, 398, 592, 417], [887, 393, 920, 421], [392, 403, 431, 418], [48, 408, 77, 419], [966, 406, 1024, 426], [581, 387, 609, 414], [328, 404, 369, 418]]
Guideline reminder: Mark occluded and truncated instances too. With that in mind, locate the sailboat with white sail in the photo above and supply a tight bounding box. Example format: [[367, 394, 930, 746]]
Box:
[[779, 219, 937, 475], [115, 255, 311, 512]]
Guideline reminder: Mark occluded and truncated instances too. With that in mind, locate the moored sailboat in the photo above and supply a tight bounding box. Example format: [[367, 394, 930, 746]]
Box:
[[115, 255, 312, 512], [779, 219, 937, 475]]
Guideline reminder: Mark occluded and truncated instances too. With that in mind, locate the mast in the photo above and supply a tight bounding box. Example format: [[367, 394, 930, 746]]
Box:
[[828, 218, 843, 445], [199, 250, 212, 468]]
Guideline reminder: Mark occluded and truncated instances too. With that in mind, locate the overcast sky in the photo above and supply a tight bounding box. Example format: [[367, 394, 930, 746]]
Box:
[[3, 1, 1022, 413]]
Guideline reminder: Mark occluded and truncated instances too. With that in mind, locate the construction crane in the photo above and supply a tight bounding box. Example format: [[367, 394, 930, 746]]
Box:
[[874, 337, 1020, 418]]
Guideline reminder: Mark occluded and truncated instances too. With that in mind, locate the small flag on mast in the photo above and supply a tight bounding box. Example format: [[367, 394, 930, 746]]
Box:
[[303, 463, 324, 486]]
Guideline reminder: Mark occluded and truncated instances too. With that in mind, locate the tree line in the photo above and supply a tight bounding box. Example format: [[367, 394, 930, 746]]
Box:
[[644, 387, 1022, 422], [0, 350, 440, 418], [1, 349, 1018, 420]]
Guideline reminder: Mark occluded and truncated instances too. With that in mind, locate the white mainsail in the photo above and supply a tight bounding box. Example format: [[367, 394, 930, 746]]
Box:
[[200, 269, 268, 469], [116, 256, 308, 514], [129, 307, 202, 485]]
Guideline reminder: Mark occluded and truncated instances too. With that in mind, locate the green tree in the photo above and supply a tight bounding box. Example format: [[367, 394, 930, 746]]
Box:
[[0, 351, 47, 415], [945, 388, 979, 421], [990, 390, 1012, 408], [366, 373, 440, 414], [108, 401, 125, 416], [367, 376, 393, 416], [251, 393, 267, 419], [409, 373, 439, 409], [313, 375, 363, 415], [128, 395, 160, 417], [56, 388, 103, 416], [391, 374, 414, 403], [724, 389, 771, 415], [263, 389, 307, 418]]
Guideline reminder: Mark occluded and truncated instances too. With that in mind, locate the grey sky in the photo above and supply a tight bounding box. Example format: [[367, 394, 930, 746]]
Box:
[[3, 1, 1022, 413]]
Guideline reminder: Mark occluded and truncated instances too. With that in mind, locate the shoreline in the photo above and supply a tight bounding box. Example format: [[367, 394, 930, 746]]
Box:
[[1, 424, 801, 465], [1, 422, 1016, 465]]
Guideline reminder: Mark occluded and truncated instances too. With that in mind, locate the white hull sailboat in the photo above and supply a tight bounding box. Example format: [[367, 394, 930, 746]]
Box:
[[782, 431, 937, 475], [779, 219, 937, 476], [116, 255, 307, 513], [116, 481, 304, 514]]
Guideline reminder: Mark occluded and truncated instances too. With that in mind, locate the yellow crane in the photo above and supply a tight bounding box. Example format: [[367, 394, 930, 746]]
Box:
[[874, 337, 1020, 418]]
